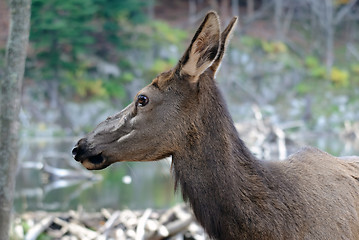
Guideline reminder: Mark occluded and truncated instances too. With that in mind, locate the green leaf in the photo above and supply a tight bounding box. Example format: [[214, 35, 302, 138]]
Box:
[[305, 56, 320, 68]]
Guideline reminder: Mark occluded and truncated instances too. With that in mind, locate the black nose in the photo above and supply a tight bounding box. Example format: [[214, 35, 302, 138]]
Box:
[[72, 138, 86, 161], [72, 145, 82, 161], [72, 146, 79, 157]]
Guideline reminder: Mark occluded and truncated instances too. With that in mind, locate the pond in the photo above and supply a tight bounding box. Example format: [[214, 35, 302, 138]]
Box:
[[15, 137, 182, 213], [15, 131, 359, 213]]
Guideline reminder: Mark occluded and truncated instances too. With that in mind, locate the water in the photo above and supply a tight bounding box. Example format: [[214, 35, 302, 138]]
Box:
[[15, 138, 181, 213], [15, 132, 359, 213]]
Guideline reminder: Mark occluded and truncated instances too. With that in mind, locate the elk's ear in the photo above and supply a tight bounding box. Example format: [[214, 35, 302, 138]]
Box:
[[209, 17, 238, 75], [177, 11, 220, 82]]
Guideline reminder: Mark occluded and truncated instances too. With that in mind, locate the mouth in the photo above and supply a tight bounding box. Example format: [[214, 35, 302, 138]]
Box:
[[88, 153, 104, 165], [80, 153, 110, 170]]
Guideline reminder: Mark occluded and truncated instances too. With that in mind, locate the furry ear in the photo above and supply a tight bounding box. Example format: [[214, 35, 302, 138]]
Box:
[[178, 11, 220, 82], [209, 17, 238, 75]]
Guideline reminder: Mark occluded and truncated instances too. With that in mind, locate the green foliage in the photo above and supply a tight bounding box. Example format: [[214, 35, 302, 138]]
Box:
[[261, 40, 287, 54], [37, 233, 52, 240], [239, 36, 261, 48], [92, 0, 148, 53], [330, 67, 349, 86], [351, 63, 359, 74], [121, 72, 135, 83], [150, 21, 187, 45], [28, 0, 148, 101], [65, 67, 130, 100], [148, 59, 176, 79], [304, 56, 325, 79], [27, 0, 193, 103], [310, 67, 326, 79], [94, 0, 147, 24], [304, 55, 352, 86], [235, 35, 356, 103], [31, 0, 97, 76], [21, 220, 30, 233], [65, 68, 106, 99], [350, 63, 359, 85], [102, 78, 127, 99], [30, 0, 148, 64], [295, 82, 313, 95], [305, 56, 320, 68]]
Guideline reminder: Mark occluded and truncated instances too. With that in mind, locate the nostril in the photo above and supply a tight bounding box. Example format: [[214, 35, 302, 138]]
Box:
[[72, 146, 78, 157]]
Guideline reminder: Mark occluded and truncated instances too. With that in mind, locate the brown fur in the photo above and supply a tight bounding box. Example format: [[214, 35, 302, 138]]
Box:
[[73, 12, 359, 240]]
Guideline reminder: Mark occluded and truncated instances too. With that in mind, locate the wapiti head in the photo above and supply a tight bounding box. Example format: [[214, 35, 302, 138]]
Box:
[[72, 12, 238, 170]]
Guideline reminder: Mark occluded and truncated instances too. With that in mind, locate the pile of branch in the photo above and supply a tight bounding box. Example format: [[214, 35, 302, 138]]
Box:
[[235, 105, 302, 161], [12, 204, 207, 240]]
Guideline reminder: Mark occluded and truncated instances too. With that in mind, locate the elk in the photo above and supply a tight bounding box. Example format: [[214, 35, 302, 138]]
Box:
[[72, 12, 359, 240]]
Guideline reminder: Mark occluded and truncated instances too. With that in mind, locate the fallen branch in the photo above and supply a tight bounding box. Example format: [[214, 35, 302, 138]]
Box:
[[99, 210, 121, 235], [54, 217, 99, 240], [25, 216, 54, 240], [149, 214, 193, 240], [14, 205, 209, 239], [136, 208, 152, 240]]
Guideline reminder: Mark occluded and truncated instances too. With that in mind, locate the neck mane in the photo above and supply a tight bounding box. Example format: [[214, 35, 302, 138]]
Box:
[[172, 74, 287, 239]]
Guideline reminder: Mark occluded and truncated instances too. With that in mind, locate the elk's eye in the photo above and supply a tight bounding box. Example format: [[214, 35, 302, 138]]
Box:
[[137, 95, 149, 107]]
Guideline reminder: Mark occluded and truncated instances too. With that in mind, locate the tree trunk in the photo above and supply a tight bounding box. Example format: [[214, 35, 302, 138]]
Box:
[[147, 0, 155, 19], [324, 0, 334, 76], [219, 0, 230, 23], [0, 0, 31, 239], [231, 0, 239, 18], [273, 0, 284, 40], [188, 0, 197, 25], [247, 0, 254, 19]]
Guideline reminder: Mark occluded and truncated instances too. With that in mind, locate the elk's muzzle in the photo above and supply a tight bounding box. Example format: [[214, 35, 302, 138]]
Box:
[[72, 138, 107, 170]]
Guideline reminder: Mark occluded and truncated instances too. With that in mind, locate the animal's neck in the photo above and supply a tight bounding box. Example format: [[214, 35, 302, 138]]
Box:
[[172, 76, 275, 239]]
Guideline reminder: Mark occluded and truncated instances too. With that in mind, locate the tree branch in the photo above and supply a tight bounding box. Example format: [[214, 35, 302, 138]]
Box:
[[334, 0, 358, 25]]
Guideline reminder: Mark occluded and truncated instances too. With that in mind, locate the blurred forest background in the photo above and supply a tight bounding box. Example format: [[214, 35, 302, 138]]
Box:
[[1, 0, 359, 216]]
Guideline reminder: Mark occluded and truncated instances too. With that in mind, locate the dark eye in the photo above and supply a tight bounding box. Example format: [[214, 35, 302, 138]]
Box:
[[137, 94, 149, 107]]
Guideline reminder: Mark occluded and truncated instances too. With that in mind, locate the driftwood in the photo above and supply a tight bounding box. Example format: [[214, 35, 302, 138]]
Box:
[[24, 216, 54, 240], [13, 204, 207, 240]]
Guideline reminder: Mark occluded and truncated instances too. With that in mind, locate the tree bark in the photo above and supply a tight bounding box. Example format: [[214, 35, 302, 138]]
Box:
[[188, 0, 197, 25], [247, 0, 254, 19], [324, 0, 334, 76], [0, 0, 31, 239], [231, 0, 239, 18], [273, 0, 284, 40]]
